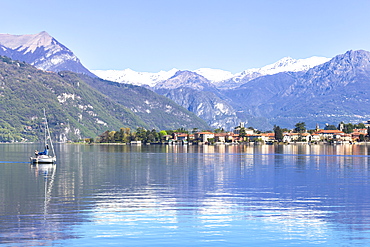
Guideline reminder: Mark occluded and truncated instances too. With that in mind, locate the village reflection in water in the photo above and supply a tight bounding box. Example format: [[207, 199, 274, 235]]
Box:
[[0, 143, 370, 246]]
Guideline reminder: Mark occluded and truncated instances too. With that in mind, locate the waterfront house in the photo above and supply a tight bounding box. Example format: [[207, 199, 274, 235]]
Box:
[[214, 133, 228, 143], [262, 133, 276, 142], [225, 133, 241, 142], [282, 132, 311, 143], [247, 134, 270, 143], [173, 133, 188, 141], [315, 130, 345, 140], [310, 133, 321, 142], [353, 128, 368, 134], [194, 132, 215, 143], [282, 133, 299, 142], [351, 131, 366, 141]]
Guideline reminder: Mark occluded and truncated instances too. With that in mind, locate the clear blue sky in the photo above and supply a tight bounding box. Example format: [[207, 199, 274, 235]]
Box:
[[2, 0, 370, 73]]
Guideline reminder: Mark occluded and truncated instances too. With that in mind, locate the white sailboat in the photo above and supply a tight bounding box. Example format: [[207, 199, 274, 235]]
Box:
[[30, 109, 56, 164]]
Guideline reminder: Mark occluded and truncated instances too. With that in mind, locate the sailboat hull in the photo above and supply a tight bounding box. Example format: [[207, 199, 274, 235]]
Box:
[[30, 155, 56, 164], [31, 109, 57, 164]]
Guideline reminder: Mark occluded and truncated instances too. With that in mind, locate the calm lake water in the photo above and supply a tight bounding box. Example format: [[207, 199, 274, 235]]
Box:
[[1, 143, 370, 246]]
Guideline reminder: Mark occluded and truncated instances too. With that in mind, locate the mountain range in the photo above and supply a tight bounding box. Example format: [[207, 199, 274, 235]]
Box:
[[93, 53, 332, 129], [95, 50, 370, 130], [1, 31, 370, 134], [92, 56, 330, 90]]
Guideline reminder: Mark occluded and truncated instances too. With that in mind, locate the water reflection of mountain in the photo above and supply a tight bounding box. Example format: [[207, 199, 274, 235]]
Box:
[[82, 144, 370, 238], [1, 144, 370, 245]]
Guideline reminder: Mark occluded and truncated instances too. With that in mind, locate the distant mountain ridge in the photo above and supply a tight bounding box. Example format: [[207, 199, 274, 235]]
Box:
[[0, 31, 96, 77], [93, 56, 330, 89]]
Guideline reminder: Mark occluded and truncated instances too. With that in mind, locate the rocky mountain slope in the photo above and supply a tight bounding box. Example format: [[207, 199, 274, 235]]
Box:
[[0, 56, 209, 142], [77, 72, 209, 131], [93, 56, 331, 130], [154, 50, 370, 129], [0, 31, 96, 77], [154, 71, 240, 129], [224, 50, 370, 128]]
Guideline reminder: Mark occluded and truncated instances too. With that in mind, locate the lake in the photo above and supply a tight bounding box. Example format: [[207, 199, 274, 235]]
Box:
[[1, 143, 370, 246]]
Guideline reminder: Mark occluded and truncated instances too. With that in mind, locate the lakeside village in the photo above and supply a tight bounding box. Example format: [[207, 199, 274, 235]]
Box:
[[92, 121, 370, 145]]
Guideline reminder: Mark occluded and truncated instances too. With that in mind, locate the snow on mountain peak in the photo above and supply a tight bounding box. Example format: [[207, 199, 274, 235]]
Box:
[[93, 56, 331, 88], [247, 56, 331, 76], [193, 68, 235, 82], [92, 68, 179, 87]]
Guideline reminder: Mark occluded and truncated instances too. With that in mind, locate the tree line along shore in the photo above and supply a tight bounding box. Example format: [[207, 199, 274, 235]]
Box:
[[86, 121, 370, 145]]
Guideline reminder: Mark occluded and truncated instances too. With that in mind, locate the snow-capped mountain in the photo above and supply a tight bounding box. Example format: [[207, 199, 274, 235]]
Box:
[[223, 50, 370, 128], [92, 56, 330, 89], [250, 56, 331, 75], [154, 70, 215, 90], [93, 68, 178, 87], [0, 31, 95, 77], [214, 56, 331, 89], [193, 68, 235, 82]]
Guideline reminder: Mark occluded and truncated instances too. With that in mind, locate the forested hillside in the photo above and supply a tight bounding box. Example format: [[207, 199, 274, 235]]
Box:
[[0, 56, 209, 142]]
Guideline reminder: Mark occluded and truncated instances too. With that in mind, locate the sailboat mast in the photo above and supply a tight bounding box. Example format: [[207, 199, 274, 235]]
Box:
[[43, 109, 56, 158]]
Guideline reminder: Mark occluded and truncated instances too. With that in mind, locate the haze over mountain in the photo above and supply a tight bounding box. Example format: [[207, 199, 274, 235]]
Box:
[[0, 31, 96, 77]]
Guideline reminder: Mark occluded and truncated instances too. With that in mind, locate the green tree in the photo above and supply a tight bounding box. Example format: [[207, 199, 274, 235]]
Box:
[[239, 127, 246, 141], [294, 122, 306, 133], [273, 125, 283, 142], [356, 123, 366, 129], [359, 134, 365, 142], [144, 129, 159, 143], [108, 131, 116, 143], [151, 129, 159, 142], [119, 127, 131, 143], [166, 129, 175, 136], [114, 131, 122, 142], [98, 130, 110, 143], [135, 127, 147, 142], [340, 122, 354, 134], [214, 128, 225, 133], [325, 124, 337, 130], [175, 127, 188, 134]]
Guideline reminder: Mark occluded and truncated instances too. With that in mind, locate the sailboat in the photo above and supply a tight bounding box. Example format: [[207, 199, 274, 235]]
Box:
[[30, 109, 57, 164]]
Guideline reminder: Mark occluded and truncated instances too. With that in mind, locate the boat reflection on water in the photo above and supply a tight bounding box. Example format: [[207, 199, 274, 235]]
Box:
[[28, 163, 60, 244], [30, 163, 56, 214]]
